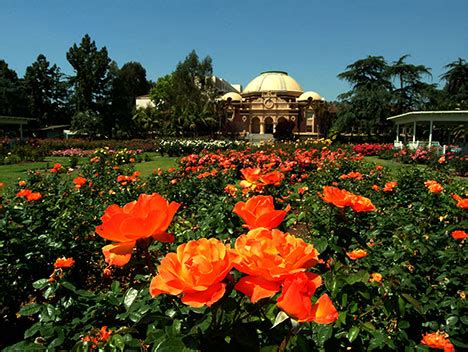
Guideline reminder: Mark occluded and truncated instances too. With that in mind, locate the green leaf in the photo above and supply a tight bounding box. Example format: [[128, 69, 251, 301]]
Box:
[[171, 320, 181, 336], [271, 311, 290, 328], [347, 326, 360, 342], [19, 303, 41, 316], [109, 334, 126, 351], [153, 337, 185, 352], [24, 323, 41, 339], [111, 280, 120, 294], [401, 293, 423, 314], [346, 271, 369, 285], [61, 281, 77, 292], [33, 278, 49, 289], [313, 237, 328, 252], [124, 288, 139, 310]]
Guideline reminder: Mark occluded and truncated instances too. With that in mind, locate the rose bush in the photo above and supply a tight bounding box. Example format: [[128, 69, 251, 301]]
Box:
[[0, 143, 466, 351]]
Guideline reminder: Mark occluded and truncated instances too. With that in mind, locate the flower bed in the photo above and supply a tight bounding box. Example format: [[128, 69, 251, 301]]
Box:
[[1, 143, 467, 351]]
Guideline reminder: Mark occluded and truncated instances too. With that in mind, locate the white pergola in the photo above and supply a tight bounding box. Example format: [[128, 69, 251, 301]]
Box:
[[387, 110, 468, 146]]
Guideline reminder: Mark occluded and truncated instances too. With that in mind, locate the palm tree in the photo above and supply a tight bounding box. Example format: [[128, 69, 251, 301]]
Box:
[[387, 55, 432, 113], [441, 58, 468, 95]]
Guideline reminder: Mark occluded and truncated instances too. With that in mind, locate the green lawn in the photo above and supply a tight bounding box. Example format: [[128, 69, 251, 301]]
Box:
[[135, 154, 178, 177], [364, 156, 467, 183], [363, 156, 426, 173], [0, 154, 178, 186]]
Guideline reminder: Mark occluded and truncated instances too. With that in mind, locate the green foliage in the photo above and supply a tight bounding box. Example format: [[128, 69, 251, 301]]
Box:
[[71, 110, 104, 138], [66, 34, 112, 114], [23, 54, 69, 126], [111, 61, 150, 138], [1, 143, 467, 350], [336, 56, 393, 136], [0, 59, 29, 117], [146, 50, 218, 136], [441, 58, 468, 109]]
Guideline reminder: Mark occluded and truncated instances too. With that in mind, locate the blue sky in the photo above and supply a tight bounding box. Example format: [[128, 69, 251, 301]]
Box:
[[1, 0, 467, 100]]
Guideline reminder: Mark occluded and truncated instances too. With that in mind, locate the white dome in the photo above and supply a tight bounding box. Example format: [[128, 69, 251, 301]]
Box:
[[243, 71, 303, 95], [298, 91, 323, 102], [220, 92, 242, 101]]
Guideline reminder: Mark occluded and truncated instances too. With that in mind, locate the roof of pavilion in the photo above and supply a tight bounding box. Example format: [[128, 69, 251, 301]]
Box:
[[387, 111, 468, 124], [0, 115, 36, 125]]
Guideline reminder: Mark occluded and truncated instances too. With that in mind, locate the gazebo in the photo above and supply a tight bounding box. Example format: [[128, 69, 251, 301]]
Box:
[[387, 111, 468, 150]]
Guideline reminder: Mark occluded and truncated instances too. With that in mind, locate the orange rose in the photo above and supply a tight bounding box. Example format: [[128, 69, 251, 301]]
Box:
[[452, 194, 468, 209], [421, 331, 454, 352], [349, 195, 376, 212], [424, 180, 443, 193], [319, 186, 353, 208], [311, 293, 340, 324], [17, 189, 42, 201], [259, 170, 285, 186], [319, 187, 376, 213], [239, 167, 262, 189], [276, 272, 324, 322], [73, 176, 87, 188], [372, 185, 380, 191], [27, 192, 42, 201], [233, 195, 290, 230], [370, 272, 383, 282], [451, 230, 468, 240], [150, 238, 234, 308], [224, 184, 237, 197], [346, 249, 368, 260], [233, 228, 319, 302], [383, 181, 397, 192], [54, 257, 75, 268], [16, 189, 32, 197], [340, 171, 363, 180], [96, 193, 180, 266]]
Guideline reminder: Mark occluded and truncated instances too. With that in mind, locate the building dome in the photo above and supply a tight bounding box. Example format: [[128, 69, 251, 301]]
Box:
[[298, 91, 323, 102], [220, 92, 242, 101], [243, 71, 304, 95]]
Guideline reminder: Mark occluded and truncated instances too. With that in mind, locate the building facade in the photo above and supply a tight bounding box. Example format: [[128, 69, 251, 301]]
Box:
[[220, 71, 324, 136]]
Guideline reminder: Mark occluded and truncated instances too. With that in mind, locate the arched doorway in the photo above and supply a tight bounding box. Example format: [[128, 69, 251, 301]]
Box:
[[251, 117, 260, 133], [264, 117, 273, 134], [278, 116, 287, 124]]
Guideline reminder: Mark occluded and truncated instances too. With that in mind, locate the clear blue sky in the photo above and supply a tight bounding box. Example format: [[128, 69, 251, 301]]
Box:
[[1, 0, 467, 100]]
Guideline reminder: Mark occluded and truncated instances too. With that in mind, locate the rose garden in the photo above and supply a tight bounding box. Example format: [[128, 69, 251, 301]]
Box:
[[0, 138, 466, 351]]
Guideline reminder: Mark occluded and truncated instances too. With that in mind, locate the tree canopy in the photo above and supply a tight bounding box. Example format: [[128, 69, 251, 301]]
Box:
[[24, 54, 69, 126], [441, 58, 468, 109], [0, 60, 29, 117], [66, 34, 111, 113], [142, 50, 217, 136]]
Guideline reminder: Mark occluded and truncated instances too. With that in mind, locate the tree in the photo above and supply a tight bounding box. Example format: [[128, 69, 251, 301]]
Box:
[[387, 55, 433, 113], [335, 56, 392, 136], [441, 57, 468, 108], [0, 59, 29, 117], [71, 110, 103, 138], [149, 50, 217, 136], [66, 34, 111, 113], [23, 54, 69, 126], [313, 101, 336, 137], [110, 61, 150, 137], [337, 56, 391, 91]]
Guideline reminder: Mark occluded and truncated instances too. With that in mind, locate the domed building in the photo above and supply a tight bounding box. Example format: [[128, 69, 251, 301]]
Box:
[[220, 71, 324, 137]]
